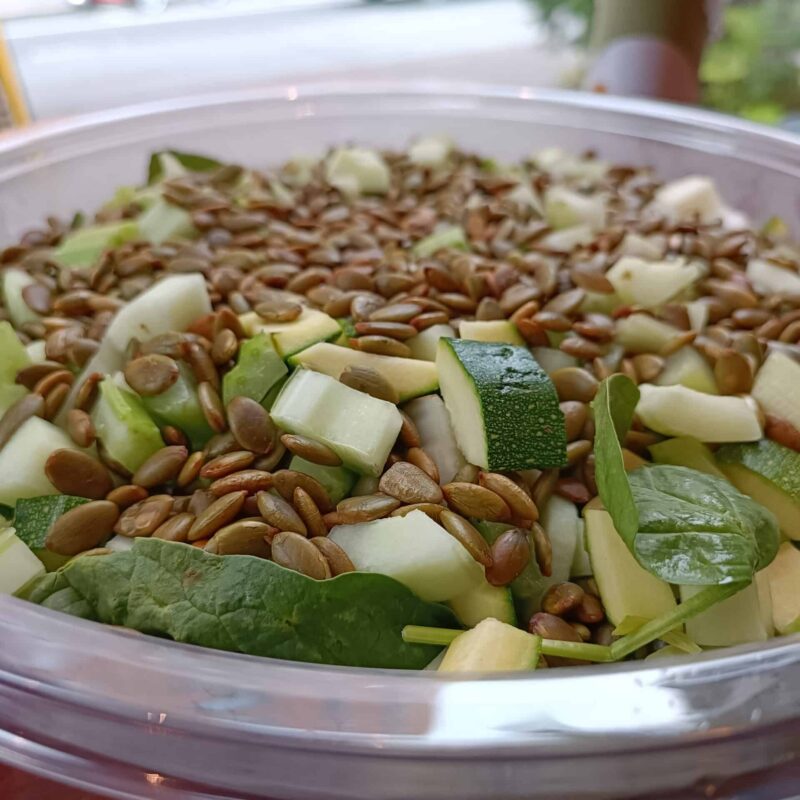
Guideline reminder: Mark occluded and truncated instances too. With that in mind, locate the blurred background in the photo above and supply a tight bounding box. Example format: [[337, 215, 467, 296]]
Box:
[[0, 0, 798, 128]]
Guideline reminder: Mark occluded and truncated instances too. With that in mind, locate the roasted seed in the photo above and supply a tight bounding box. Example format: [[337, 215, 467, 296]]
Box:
[[388, 502, 444, 520], [575, 592, 605, 624], [379, 461, 443, 504], [528, 612, 583, 643], [254, 300, 303, 323], [542, 582, 586, 616], [486, 528, 530, 586], [65, 408, 96, 447], [631, 353, 665, 382], [114, 494, 174, 537], [205, 518, 273, 557], [188, 490, 247, 541], [271, 531, 331, 579], [555, 477, 592, 505], [531, 520, 553, 577], [123, 354, 180, 397], [714, 349, 752, 394], [478, 472, 538, 522], [399, 411, 421, 448], [74, 371, 103, 411], [340, 365, 399, 404], [211, 328, 239, 365], [280, 434, 342, 467], [532, 468, 559, 511], [198, 381, 228, 433], [33, 369, 73, 397], [560, 401, 587, 442], [550, 367, 599, 403], [15, 361, 63, 391], [257, 490, 308, 534], [200, 450, 255, 479], [177, 450, 206, 488], [272, 469, 334, 513], [252, 440, 286, 472], [43, 382, 70, 419], [188, 488, 214, 517], [310, 536, 355, 575], [369, 302, 422, 323], [352, 335, 412, 358], [439, 509, 492, 567], [227, 395, 275, 454], [443, 481, 510, 522], [45, 448, 113, 499], [209, 469, 273, 496], [405, 446, 440, 483], [292, 486, 327, 538], [45, 500, 119, 556], [336, 493, 401, 523], [184, 341, 219, 390], [765, 414, 800, 451], [132, 445, 189, 488], [22, 282, 52, 314], [106, 484, 148, 508], [152, 512, 195, 542], [566, 439, 592, 465]]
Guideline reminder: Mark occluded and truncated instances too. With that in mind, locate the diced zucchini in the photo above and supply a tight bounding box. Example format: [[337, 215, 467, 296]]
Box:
[[0, 384, 27, 416], [685, 299, 709, 332], [288, 455, 357, 505], [540, 495, 580, 587], [530, 347, 578, 375], [584, 508, 677, 627], [0, 320, 31, 384], [543, 186, 605, 230], [0, 529, 45, 594], [271, 369, 402, 476], [680, 582, 770, 647], [288, 342, 438, 402], [329, 510, 484, 602], [412, 226, 469, 258], [752, 351, 800, 432], [570, 518, 593, 577], [717, 440, 800, 540], [25, 340, 47, 364], [616, 232, 664, 261], [458, 319, 524, 346], [402, 394, 466, 485], [439, 618, 540, 673], [761, 542, 800, 634], [653, 175, 722, 223], [92, 379, 164, 474], [636, 384, 762, 442], [409, 135, 453, 168], [746, 258, 800, 299], [449, 581, 516, 627], [606, 256, 699, 309], [539, 225, 595, 252], [1, 269, 40, 328], [137, 198, 196, 244], [325, 147, 391, 197], [615, 314, 680, 354], [0, 417, 79, 507], [649, 437, 727, 479], [580, 291, 621, 315], [437, 338, 566, 471], [53, 220, 140, 268], [655, 347, 718, 394], [407, 323, 454, 362], [239, 307, 341, 359], [222, 332, 288, 406]]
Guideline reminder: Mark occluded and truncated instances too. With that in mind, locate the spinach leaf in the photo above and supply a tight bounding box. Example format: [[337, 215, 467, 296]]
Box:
[[147, 150, 223, 184], [13, 496, 89, 550], [592, 375, 779, 585], [19, 538, 457, 669]]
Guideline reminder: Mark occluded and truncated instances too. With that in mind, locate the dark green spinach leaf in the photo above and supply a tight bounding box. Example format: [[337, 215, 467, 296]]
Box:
[[147, 150, 223, 184], [19, 538, 457, 669]]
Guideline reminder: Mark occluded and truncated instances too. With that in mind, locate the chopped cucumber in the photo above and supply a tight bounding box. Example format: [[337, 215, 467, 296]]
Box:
[[649, 437, 726, 479], [92, 379, 164, 474], [288, 455, 357, 505], [653, 175, 722, 223], [402, 394, 466, 485], [458, 319, 524, 346], [0, 320, 31, 384], [137, 198, 196, 244], [541, 495, 580, 587], [439, 618, 540, 673], [53, 220, 139, 268], [25, 340, 47, 364], [407, 323, 454, 361], [570, 518, 593, 577], [746, 258, 800, 299], [717, 440, 800, 540], [543, 186, 605, 230], [271, 369, 402, 476], [325, 147, 391, 197], [752, 351, 800, 432], [409, 135, 453, 168], [615, 314, 680, 354], [0, 417, 79, 506], [1, 268, 40, 328], [289, 342, 438, 402], [449, 581, 516, 628], [606, 256, 699, 309], [636, 384, 762, 442], [680, 581, 770, 647], [240, 307, 341, 359], [437, 338, 566, 471], [329, 510, 484, 602], [530, 346, 578, 375], [584, 508, 677, 627], [261, 376, 286, 411], [0, 529, 45, 594], [412, 226, 469, 258], [222, 332, 287, 406], [141, 362, 213, 449], [655, 347, 718, 394], [762, 542, 800, 634]]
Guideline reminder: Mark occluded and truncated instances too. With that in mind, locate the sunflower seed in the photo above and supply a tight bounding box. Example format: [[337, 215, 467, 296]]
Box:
[[485, 528, 530, 586], [292, 486, 327, 538], [256, 490, 307, 534], [200, 450, 255, 479], [132, 445, 189, 488], [152, 512, 195, 542], [339, 365, 399, 404], [280, 434, 342, 466], [439, 509, 492, 566], [208, 469, 273, 496], [335, 492, 401, 523], [65, 408, 96, 448], [478, 472, 538, 522], [205, 518, 273, 557], [442, 481, 510, 521], [272, 469, 333, 513], [271, 531, 331, 579], [310, 536, 355, 575]]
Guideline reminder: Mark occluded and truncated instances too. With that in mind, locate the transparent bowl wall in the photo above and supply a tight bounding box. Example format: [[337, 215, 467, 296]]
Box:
[[1, 84, 799, 800]]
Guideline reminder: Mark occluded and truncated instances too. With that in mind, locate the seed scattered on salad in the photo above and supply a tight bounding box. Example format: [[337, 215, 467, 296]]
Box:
[[0, 141, 798, 671]]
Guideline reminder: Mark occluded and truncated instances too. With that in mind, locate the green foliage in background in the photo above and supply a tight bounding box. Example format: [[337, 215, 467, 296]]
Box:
[[527, 0, 800, 124]]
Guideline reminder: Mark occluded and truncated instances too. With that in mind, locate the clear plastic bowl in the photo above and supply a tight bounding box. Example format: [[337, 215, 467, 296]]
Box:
[[1, 83, 800, 800]]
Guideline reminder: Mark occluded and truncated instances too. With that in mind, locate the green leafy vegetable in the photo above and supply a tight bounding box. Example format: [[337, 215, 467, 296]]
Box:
[[19, 538, 457, 669], [13, 496, 89, 550], [592, 375, 780, 585], [147, 150, 223, 185]]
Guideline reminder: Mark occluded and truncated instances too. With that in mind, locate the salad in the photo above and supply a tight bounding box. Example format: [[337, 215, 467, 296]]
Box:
[[0, 139, 798, 673]]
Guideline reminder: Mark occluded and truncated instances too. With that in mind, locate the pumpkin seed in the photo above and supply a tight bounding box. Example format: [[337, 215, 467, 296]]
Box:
[[575, 592, 605, 624], [106, 484, 148, 508], [200, 450, 255, 479], [198, 381, 228, 433], [272, 469, 333, 513], [550, 367, 599, 403], [352, 335, 412, 358], [478, 472, 538, 522], [114, 494, 174, 537], [188, 490, 247, 541], [271, 531, 331, 579], [123, 354, 179, 396], [211, 328, 239, 365], [45, 500, 119, 556], [208, 469, 273, 496], [310, 536, 355, 576], [205, 518, 273, 556], [442, 481, 510, 522], [45, 448, 113, 500], [132, 445, 189, 488], [256, 490, 307, 534], [528, 612, 583, 643], [339, 365, 399, 404], [292, 486, 327, 538], [439, 509, 493, 567], [379, 461, 443, 504], [152, 512, 195, 542], [335, 492, 400, 523], [227, 395, 275, 454], [542, 582, 585, 616], [485, 528, 530, 586], [254, 300, 303, 323], [177, 450, 206, 488], [65, 408, 96, 448], [280, 434, 342, 467]]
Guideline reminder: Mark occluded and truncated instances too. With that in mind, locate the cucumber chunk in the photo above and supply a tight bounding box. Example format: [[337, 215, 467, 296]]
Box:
[[655, 347, 718, 394], [437, 338, 566, 471], [289, 342, 438, 402], [222, 332, 287, 406], [407, 323, 455, 362], [449, 581, 516, 627], [439, 618, 540, 673], [570, 518, 593, 577], [325, 147, 391, 197], [636, 384, 762, 442], [717, 440, 800, 540], [53, 220, 139, 268], [239, 307, 341, 359], [92, 379, 164, 474], [329, 510, 484, 602], [137, 198, 196, 244], [0, 417, 79, 507], [271, 369, 402, 476], [412, 226, 469, 258], [458, 319, 524, 346], [762, 542, 800, 634], [649, 436, 726, 479], [752, 351, 800, 432], [584, 507, 677, 627], [541, 495, 580, 587], [615, 314, 680, 354], [606, 256, 699, 309], [288, 455, 356, 505], [402, 394, 466, 485], [1, 269, 40, 328], [0, 529, 45, 594]]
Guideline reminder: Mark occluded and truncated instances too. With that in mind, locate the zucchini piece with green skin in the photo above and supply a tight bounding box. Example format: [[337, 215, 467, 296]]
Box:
[[717, 440, 800, 540], [761, 542, 800, 634], [402, 394, 465, 485], [615, 314, 680, 354], [92, 380, 164, 474], [458, 319, 524, 346], [222, 332, 287, 406], [439, 618, 540, 672], [53, 220, 139, 269], [271, 369, 402, 476], [288, 342, 439, 402], [0, 321, 31, 385], [436, 338, 566, 471], [0, 529, 44, 595], [449, 581, 516, 627], [655, 347, 718, 395], [239, 307, 341, 359], [407, 323, 454, 362], [649, 436, 726, 479], [1, 269, 40, 328], [288, 455, 357, 505]]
